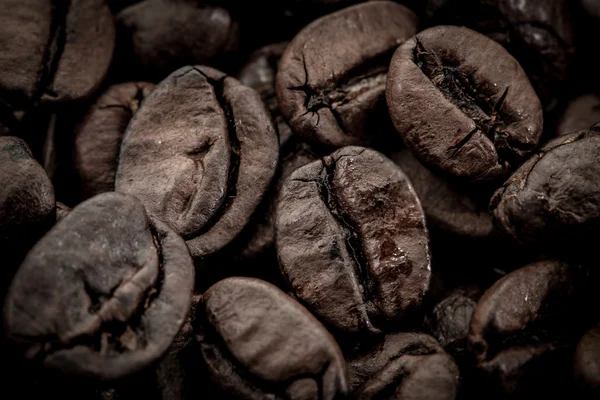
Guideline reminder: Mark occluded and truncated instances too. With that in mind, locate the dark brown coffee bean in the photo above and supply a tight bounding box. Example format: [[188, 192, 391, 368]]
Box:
[[557, 94, 600, 136], [348, 332, 459, 400], [116, 0, 239, 79], [237, 42, 293, 145], [74, 82, 155, 199], [490, 126, 600, 253], [0, 0, 114, 109], [3, 192, 194, 380], [115, 66, 279, 260], [276, 1, 418, 147], [574, 322, 600, 395], [194, 277, 348, 400], [276, 146, 431, 335], [426, 0, 575, 105], [0, 136, 55, 276], [390, 148, 494, 240], [387, 25, 543, 182]]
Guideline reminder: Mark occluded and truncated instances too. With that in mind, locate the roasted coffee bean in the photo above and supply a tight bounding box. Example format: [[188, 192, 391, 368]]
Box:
[[557, 94, 600, 136], [0, 0, 114, 111], [55, 201, 71, 221], [574, 322, 600, 395], [115, 66, 279, 260], [276, 1, 418, 148], [276, 147, 431, 335], [116, 0, 239, 79], [390, 148, 494, 240], [347, 332, 459, 400], [387, 25, 543, 182], [426, 0, 575, 105], [468, 260, 589, 395], [3, 192, 194, 380], [74, 82, 155, 199], [0, 136, 55, 277], [194, 277, 348, 400], [238, 42, 292, 145], [491, 126, 600, 253]]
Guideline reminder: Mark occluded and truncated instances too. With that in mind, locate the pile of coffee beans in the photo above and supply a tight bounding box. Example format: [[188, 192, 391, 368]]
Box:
[[2, 1, 600, 399]]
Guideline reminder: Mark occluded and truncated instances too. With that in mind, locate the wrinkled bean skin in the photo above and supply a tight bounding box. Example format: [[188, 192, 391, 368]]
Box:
[[491, 126, 600, 253], [574, 323, 600, 395], [194, 277, 349, 400], [387, 26, 543, 182], [116, 0, 239, 79], [0, 0, 114, 109], [0, 136, 55, 278], [277, 1, 418, 147], [237, 42, 293, 146], [348, 332, 459, 400], [3, 192, 194, 380], [426, 0, 575, 105], [390, 148, 494, 240], [276, 147, 431, 335], [557, 94, 600, 136], [116, 66, 279, 259], [74, 82, 155, 199]]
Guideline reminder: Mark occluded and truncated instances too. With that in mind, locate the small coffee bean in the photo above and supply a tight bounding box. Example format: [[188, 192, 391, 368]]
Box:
[[115, 66, 279, 259], [387, 25, 543, 182], [276, 146, 431, 334], [3, 192, 194, 380], [74, 82, 155, 199], [194, 277, 348, 400], [277, 1, 418, 147]]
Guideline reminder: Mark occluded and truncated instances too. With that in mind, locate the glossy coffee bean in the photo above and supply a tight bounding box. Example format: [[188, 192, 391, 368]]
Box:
[[74, 82, 155, 199], [347, 332, 459, 400], [277, 1, 418, 147], [276, 146, 431, 335], [387, 25, 543, 182], [491, 125, 600, 253], [3, 192, 194, 380], [115, 66, 279, 260], [116, 0, 239, 79], [194, 277, 349, 400]]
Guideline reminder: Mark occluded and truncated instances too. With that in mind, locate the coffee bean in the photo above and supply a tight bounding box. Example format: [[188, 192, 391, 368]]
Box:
[[276, 146, 431, 335], [557, 94, 600, 136], [574, 322, 600, 395], [116, 0, 239, 79], [347, 332, 459, 400], [390, 148, 494, 240], [73, 82, 154, 199], [3, 192, 194, 379], [55, 201, 71, 221], [387, 25, 543, 182], [115, 66, 279, 260], [490, 126, 600, 253], [0, 136, 55, 278], [0, 0, 114, 109], [237, 42, 293, 145], [277, 1, 418, 147], [426, 0, 575, 106], [194, 277, 348, 400]]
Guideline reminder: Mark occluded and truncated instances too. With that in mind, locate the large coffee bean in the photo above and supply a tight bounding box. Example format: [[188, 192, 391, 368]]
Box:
[[115, 66, 279, 259], [0, 0, 114, 109], [74, 82, 155, 199], [276, 146, 431, 335], [348, 332, 459, 400], [276, 1, 418, 147], [116, 0, 239, 79], [387, 25, 543, 182], [194, 277, 349, 400], [3, 192, 194, 380], [491, 125, 600, 253]]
